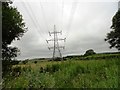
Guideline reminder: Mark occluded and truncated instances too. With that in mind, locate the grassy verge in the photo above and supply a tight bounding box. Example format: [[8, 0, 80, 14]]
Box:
[[2, 57, 119, 88]]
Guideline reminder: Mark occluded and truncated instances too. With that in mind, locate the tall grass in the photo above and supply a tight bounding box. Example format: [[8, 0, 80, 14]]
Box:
[[2, 55, 119, 88]]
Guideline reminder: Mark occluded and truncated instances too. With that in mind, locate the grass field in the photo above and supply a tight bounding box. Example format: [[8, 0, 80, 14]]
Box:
[[2, 53, 120, 88]]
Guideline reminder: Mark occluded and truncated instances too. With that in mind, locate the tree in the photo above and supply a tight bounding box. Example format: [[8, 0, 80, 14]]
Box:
[[84, 49, 96, 56], [22, 60, 28, 64], [2, 1, 27, 75], [2, 1, 27, 60], [105, 9, 120, 50]]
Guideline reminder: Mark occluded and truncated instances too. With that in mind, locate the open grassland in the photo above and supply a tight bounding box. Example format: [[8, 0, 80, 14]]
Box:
[[2, 53, 120, 88]]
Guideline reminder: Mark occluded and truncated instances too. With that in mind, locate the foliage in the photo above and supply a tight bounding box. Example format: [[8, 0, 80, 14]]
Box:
[[54, 57, 62, 61], [2, 1, 26, 76], [2, 60, 20, 76], [105, 9, 120, 50], [2, 46, 19, 60], [2, 1, 26, 60], [2, 60, 12, 77], [84, 49, 96, 56], [80, 53, 120, 60], [11, 60, 20, 65], [22, 60, 28, 64], [2, 53, 119, 88], [11, 66, 21, 77], [2, 2, 26, 46], [34, 61, 37, 64]]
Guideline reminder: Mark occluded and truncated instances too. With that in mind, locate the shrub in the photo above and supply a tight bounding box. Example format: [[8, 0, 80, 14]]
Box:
[[84, 49, 96, 56], [63, 57, 67, 60], [34, 61, 37, 64], [11, 60, 20, 65], [11, 66, 21, 77], [44, 64, 60, 73], [2, 60, 12, 77], [22, 60, 28, 64], [54, 57, 62, 61], [40, 67, 44, 73]]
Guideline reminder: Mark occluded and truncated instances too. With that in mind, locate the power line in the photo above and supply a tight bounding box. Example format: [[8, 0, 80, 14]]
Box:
[[60, 0, 66, 55], [21, 3, 41, 35], [63, 2, 78, 52], [21, 1, 48, 44], [65, 2, 78, 39], [39, 0, 50, 32], [61, 0, 64, 30], [27, 2, 47, 37]]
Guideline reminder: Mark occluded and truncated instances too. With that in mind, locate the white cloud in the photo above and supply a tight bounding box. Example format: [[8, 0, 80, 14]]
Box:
[[11, 1, 119, 60]]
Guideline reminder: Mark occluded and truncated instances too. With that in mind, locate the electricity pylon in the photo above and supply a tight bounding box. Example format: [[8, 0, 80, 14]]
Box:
[[118, 1, 120, 10], [46, 25, 66, 60]]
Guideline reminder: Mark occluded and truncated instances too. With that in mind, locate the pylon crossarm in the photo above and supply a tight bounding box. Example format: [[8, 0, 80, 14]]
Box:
[[46, 39, 54, 42], [49, 31, 62, 35], [48, 46, 65, 50], [58, 38, 66, 42], [47, 38, 66, 42]]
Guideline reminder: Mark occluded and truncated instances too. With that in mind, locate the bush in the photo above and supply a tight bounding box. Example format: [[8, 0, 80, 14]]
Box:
[[63, 57, 67, 60], [11, 60, 20, 65], [34, 61, 37, 64], [11, 66, 21, 77], [54, 57, 62, 61], [40, 67, 44, 73], [44, 64, 60, 73], [22, 60, 28, 64], [84, 49, 96, 56], [2, 60, 12, 77]]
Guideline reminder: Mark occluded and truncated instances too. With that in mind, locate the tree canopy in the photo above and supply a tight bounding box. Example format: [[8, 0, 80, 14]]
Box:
[[2, 1, 27, 61], [84, 49, 96, 56], [2, 1, 27, 76], [105, 9, 120, 50]]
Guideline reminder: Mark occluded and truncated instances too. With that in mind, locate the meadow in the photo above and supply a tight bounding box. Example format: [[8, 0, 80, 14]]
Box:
[[2, 53, 120, 89]]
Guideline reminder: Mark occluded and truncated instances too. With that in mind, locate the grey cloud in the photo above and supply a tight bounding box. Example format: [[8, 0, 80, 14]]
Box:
[[11, 1, 118, 60]]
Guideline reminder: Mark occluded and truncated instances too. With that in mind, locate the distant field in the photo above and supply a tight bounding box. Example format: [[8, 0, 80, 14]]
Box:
[[2, 53, 120, 88]]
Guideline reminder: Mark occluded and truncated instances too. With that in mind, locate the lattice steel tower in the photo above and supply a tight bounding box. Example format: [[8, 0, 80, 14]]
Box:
[[118, 1, 120, 10], [46, 25, 66, 60]]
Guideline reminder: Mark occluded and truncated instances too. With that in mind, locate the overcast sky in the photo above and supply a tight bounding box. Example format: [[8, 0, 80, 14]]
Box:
[[10, 0, 119, 60]]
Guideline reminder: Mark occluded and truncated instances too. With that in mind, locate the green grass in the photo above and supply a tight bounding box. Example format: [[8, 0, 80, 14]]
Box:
[[2, 54, 119, 88]]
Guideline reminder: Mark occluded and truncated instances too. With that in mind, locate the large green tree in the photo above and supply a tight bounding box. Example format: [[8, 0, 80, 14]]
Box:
[[105, 9, 120, 50], [2, 1, 27, 75], [2, 1, 27, 60]]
